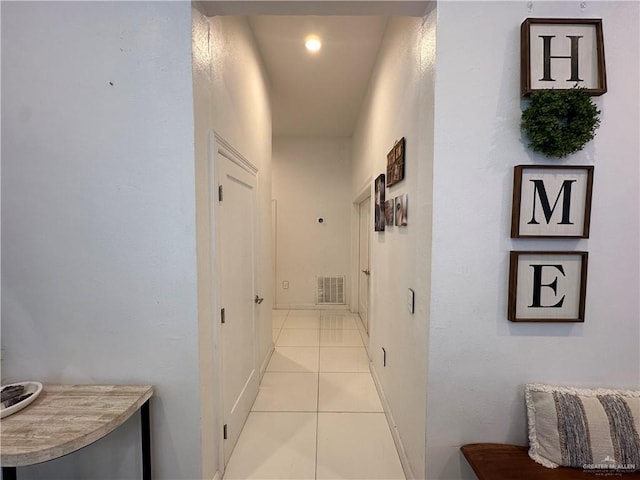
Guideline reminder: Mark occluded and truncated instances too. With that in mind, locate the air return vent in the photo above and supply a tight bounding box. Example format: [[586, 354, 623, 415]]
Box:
[[316, 276, 345, 305]]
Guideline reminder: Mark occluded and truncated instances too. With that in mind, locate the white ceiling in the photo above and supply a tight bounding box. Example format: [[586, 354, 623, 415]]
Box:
[[248, 16, 389, 137]]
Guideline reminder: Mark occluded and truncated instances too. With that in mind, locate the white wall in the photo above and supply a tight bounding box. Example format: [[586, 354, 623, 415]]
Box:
[[351, 14, 435, 480], [426, 2, 640, 479], [192, 6, 218, 478], [192, 9, 273, 479], [273, 138, 352, 308], [208, 17, 273, 371], [1, 2, 201, 479]]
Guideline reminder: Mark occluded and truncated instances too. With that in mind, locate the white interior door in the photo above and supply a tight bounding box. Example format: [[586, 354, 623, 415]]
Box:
[[358, 196, 371, 333], [217, 150, 259, 466]]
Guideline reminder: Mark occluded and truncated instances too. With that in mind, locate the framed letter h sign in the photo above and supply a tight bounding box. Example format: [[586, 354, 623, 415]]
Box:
[[508, 251, 588, 322], [511, 165, 594, 238], [521, 18, 607, 95]]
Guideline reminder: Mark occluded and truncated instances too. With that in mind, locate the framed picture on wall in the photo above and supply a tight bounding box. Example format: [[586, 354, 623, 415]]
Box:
[[374, 174, 386, 232], [511, 165, 594, 238], [521, 18, 607, 96], [386, 138, 406, 187], [395, 194, 408, 226], [508, 251, 588, 322], [384, 199, 395, 226]]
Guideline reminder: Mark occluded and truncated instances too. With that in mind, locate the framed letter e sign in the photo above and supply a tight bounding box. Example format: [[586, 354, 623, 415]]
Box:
[[521, 18, 607, 96], [511, 165, 594, 238], [508, 251, 588, 322]]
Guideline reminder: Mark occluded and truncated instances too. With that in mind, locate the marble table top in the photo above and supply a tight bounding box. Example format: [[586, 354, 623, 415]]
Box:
[[1, 384, 153, 467]]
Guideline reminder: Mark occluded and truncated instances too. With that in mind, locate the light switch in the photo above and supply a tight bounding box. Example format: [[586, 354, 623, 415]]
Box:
[[283, 281, 289, 289], [407, 288, 415, 314]]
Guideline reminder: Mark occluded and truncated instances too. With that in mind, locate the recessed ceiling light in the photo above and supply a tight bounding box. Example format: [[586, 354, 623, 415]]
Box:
[[305, 35, 322, 53]]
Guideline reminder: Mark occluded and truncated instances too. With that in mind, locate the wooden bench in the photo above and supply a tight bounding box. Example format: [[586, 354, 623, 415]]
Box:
[[461, 444, 640, 480]]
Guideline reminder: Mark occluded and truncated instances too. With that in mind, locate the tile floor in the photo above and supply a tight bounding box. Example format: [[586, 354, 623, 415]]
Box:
[[223, 309, 405, 480]]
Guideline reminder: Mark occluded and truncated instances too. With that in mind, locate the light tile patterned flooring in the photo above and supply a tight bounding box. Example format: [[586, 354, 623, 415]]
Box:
[[223, 309, 405, 480]]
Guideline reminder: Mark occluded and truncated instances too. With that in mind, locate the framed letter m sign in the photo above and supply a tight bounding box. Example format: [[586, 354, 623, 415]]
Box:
[[508, 251, 588, 322], [511, 165, 594, 238], [521, 18, 607, 95]]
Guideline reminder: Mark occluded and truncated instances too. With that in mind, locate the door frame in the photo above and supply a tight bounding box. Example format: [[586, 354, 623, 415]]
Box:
[[209, 131, 260, 476], [350, 178, 372, 323]]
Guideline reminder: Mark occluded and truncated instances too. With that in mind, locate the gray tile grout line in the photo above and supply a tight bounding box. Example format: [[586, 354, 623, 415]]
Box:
[[315, 326, 321, 480], [252, 410, 385, 414], [264, 370, 369, 375], [263, 311, 379, 479], [281, 327, 363, 333], [276, 345, 365, 348], [277, 346, 364, 348], [280, 314, 364, 480]]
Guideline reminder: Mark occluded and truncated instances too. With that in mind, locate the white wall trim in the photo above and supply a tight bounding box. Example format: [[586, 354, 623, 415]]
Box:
[[353, 178, 373, 205], [214, 132, 258, 175], [370, 362, 415, 480], [350, 178, 372, 313], [271, 199, 278, 306], [260, 342, 275, 379], [209, 130, 261, 479], [207, 131, 225, 479], [212, 471, 221, 480]]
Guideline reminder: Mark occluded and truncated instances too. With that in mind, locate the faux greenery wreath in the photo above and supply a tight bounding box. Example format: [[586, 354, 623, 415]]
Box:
[[521, 87, 601, 158]]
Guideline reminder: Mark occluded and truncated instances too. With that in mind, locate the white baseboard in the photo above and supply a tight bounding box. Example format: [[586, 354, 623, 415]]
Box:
[[369, 363, 415, 480], [260, 342, 275, 379]]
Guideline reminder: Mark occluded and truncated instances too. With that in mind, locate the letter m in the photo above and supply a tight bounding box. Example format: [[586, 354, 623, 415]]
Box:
[[528, 179, 576, 225]]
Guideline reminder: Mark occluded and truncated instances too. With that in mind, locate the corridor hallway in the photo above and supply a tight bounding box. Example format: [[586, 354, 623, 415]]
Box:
[[223, 310, 405, 480]]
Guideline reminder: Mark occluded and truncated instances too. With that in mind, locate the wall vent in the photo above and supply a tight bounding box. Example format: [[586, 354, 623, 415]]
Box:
[[316, 276, 346, 305]]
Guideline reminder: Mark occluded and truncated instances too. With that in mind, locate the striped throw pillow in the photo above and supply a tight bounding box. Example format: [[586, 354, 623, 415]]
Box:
[[525, 384, 640, 471]]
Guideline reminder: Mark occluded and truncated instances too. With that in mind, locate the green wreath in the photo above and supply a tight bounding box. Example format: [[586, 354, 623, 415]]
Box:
[[521, 87, 601, 158]]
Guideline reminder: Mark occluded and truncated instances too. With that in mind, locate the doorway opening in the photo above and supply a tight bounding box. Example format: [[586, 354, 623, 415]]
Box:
[[196, 4, 433, 480]]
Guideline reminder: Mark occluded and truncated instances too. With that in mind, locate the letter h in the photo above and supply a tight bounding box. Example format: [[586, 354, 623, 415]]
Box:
[[539, 35, 583, 82]]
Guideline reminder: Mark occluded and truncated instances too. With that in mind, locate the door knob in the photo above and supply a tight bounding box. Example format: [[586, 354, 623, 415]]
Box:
[[255, 295, 264, 304], [362, 269, 370, 276]]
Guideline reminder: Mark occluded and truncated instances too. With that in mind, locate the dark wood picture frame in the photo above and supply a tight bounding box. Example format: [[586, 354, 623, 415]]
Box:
[[521, 18, 607, 96], [386, 137, 405, 187], [511, 165, 594, 238], [508, 251, 588, 322]]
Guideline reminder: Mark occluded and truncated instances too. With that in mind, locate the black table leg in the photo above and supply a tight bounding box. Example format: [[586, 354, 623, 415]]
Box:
[[2, 467, 17, 480], [141, 400, 151, 480]]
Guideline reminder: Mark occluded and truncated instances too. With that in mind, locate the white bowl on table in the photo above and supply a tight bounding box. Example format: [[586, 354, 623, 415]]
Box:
[[1, 381, 43, 418]]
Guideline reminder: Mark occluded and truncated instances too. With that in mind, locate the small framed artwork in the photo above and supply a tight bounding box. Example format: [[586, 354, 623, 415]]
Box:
[[511, 165, 594, 238], [384, 199, 395, 226], [386, 138, 406, 187], [374, 174, 386, 232], [395, 194, 408, 226], [508, 251, 588, 322], [521, 18, 607, 96]]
